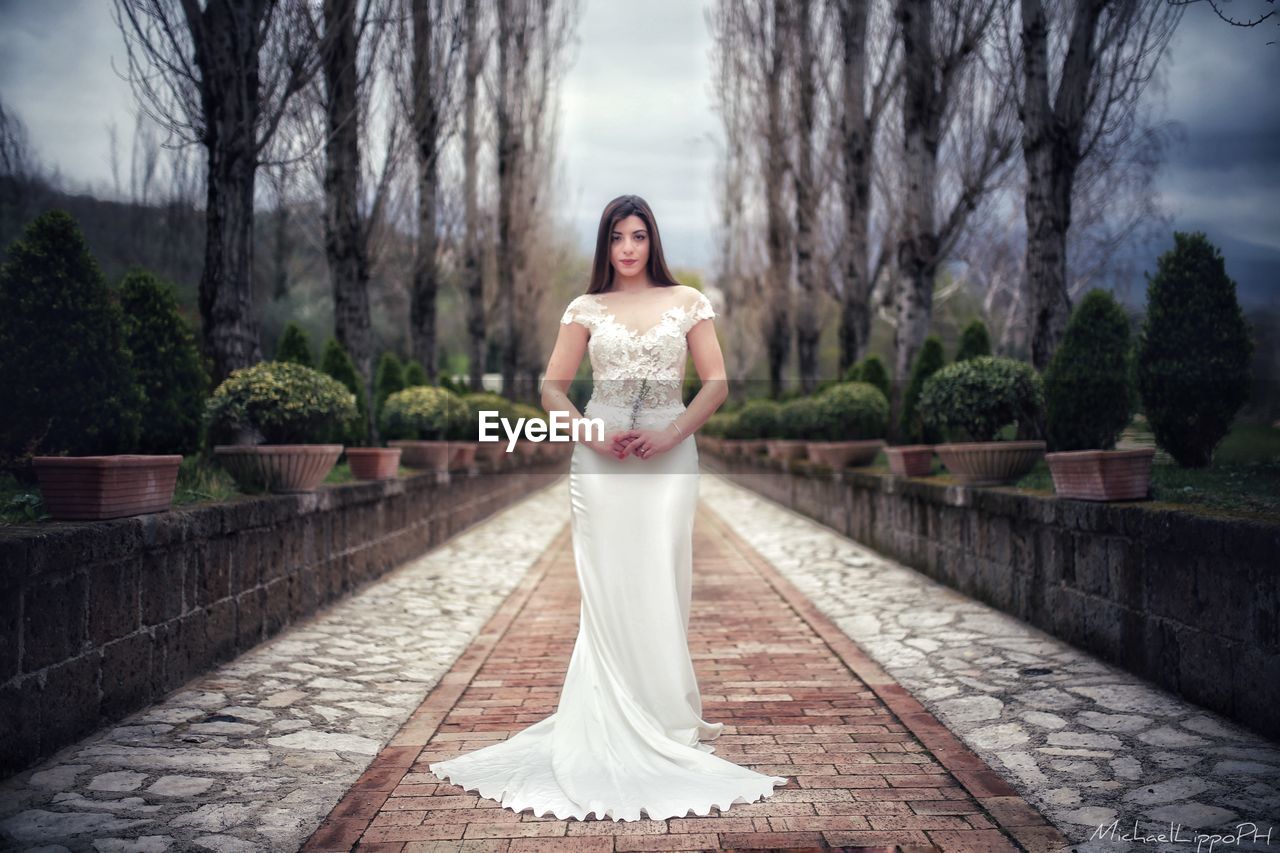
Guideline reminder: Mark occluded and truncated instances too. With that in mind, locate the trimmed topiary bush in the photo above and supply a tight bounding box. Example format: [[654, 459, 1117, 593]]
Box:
[[320, 337, 369, 446], [919, 356, 1044, 443], [203, 361, 357, 446], [463, 392, 520, 427], [1136, 231, 1254, 468], [1043, 289, 1135, 452], [900, 336, 947, 444], [728, 399, 783, 439], [403, 360, 428, 387], [0, 209, 143, 471], [374, 352, 406, 419], [118, 269, 209, 456], [814, 382, 890, 441], [381, 386, 470, 441], [779, 397, 824, 440], [275, 321, 314, 367], [955, 319, 992, 362], [857, 355, 891, 402]]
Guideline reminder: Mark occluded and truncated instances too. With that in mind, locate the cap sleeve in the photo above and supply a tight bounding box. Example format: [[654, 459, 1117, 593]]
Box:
[[682, 289, 716, 334], [560, 294, 593, 331]]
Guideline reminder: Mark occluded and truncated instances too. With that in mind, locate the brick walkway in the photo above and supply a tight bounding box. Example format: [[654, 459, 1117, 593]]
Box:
[[302, 504, 1070, 852]]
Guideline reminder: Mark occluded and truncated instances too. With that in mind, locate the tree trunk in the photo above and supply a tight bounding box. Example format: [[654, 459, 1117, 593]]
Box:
[[764, 0, 793, 399], [497, 0, 517, 400], [838, 0, 873, 378], [197, 2, 265, 384], [892, 0, 939, 438], [323, 0, 373, 436], [411, 0, 443, 380], [792, 0, 821, 393], [1021, 0, 1105, 370], [463, 0, 486, 393]]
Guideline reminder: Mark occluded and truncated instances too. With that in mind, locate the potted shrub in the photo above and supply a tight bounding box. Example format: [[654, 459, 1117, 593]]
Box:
[[382, 385, 469, 472], [770, 397, 821, 460], [0, 211, 181, 521], [731, 399, 782, 457], [919, 355, 1046, 486], [806, 382, 888, 469], [316, 337, 397, 480], [1043, 289, 1153, 500], [888, 336, 947, 477], [205, 361, 355, 493], [1134, 231, 1254, 469]]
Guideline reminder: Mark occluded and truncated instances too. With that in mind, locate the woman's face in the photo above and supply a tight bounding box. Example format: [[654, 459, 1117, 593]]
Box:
[[610, 214, 649, 281]]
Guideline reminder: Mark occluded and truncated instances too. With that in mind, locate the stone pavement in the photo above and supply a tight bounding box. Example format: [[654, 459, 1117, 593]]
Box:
[[303, 494, 1067, 851], [696, 474, 1280, 853], [1, 470, 1275, 852], [0, 480, 569, 852]]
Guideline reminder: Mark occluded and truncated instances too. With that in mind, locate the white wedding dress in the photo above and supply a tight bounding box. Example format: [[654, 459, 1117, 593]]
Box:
[[428, 285, 788, 821]]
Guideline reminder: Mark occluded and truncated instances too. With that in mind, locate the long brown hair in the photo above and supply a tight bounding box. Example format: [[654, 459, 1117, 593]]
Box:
[[586, 195, 682, 294]]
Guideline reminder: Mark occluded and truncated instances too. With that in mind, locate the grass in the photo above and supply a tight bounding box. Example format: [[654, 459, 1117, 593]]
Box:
[[851, 417, 1280, 523]]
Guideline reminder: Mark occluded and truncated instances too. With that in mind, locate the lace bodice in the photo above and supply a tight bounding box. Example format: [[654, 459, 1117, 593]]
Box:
[[560, 286, 716, 418]]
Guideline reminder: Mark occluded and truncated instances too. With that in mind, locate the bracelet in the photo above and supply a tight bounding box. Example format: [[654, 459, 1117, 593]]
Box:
[[670, 421, 685, 438]]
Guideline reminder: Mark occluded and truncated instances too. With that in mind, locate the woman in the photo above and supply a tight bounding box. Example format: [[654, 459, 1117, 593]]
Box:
[[428, 195, 788, 821]]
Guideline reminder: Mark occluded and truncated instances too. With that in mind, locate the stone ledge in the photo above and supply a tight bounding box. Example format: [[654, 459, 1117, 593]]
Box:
[[0, 459, 566, 779]]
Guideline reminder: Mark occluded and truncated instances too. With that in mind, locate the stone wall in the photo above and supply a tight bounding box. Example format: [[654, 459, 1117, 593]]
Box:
[[0, 460, 565, 778], [704, 452, 1280, 742]]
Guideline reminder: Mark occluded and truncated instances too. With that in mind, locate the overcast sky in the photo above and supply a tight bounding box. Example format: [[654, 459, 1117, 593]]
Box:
[[1, 0, 1276, 283]]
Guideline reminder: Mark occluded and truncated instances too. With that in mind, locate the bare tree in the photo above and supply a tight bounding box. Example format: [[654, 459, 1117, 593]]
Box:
[[714, 0, 796, 398], [791, 0, 827, 391], [396, 0, 465, 380], [1014, 0, 1182, 368], [112, 0, 327, 382], [320, 0, 405, 438], [495, 0, 577, 403], [890, 0, 1019, 433], [830, 0, 900, 375], [0, 100, 35, 181], [708, 1, 770, 400], [461, 0, 493, 392]]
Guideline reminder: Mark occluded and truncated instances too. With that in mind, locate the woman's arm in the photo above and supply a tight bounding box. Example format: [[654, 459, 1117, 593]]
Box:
[[663, 316, 728, 441], [540, 320, 593, 440]]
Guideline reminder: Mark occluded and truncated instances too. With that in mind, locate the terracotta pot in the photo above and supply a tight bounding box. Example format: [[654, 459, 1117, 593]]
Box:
[[740, 439, 769, 456], [807, 440, 884, 469], [1046, 447, 1155, 501], [766, 439, 810, 461], [345, 447, 401, 481], [885, 445, 935, 477], [473, 441, 508, 466], [214, 444, 343, 493], [32, 454, 182, 521], [516, 440, 540, 460], [934, 440, 1045, 486], [387, 439, 451, 471], [451, 442, 478, 469]]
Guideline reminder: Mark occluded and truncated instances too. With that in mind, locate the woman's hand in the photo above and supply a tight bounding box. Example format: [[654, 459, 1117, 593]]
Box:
[[582, 428, 642, 460], [619, 426, 680, 460]]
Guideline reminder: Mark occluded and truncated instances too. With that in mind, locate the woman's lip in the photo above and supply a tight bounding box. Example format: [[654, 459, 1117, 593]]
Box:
[[621, 260, 637, 265]]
